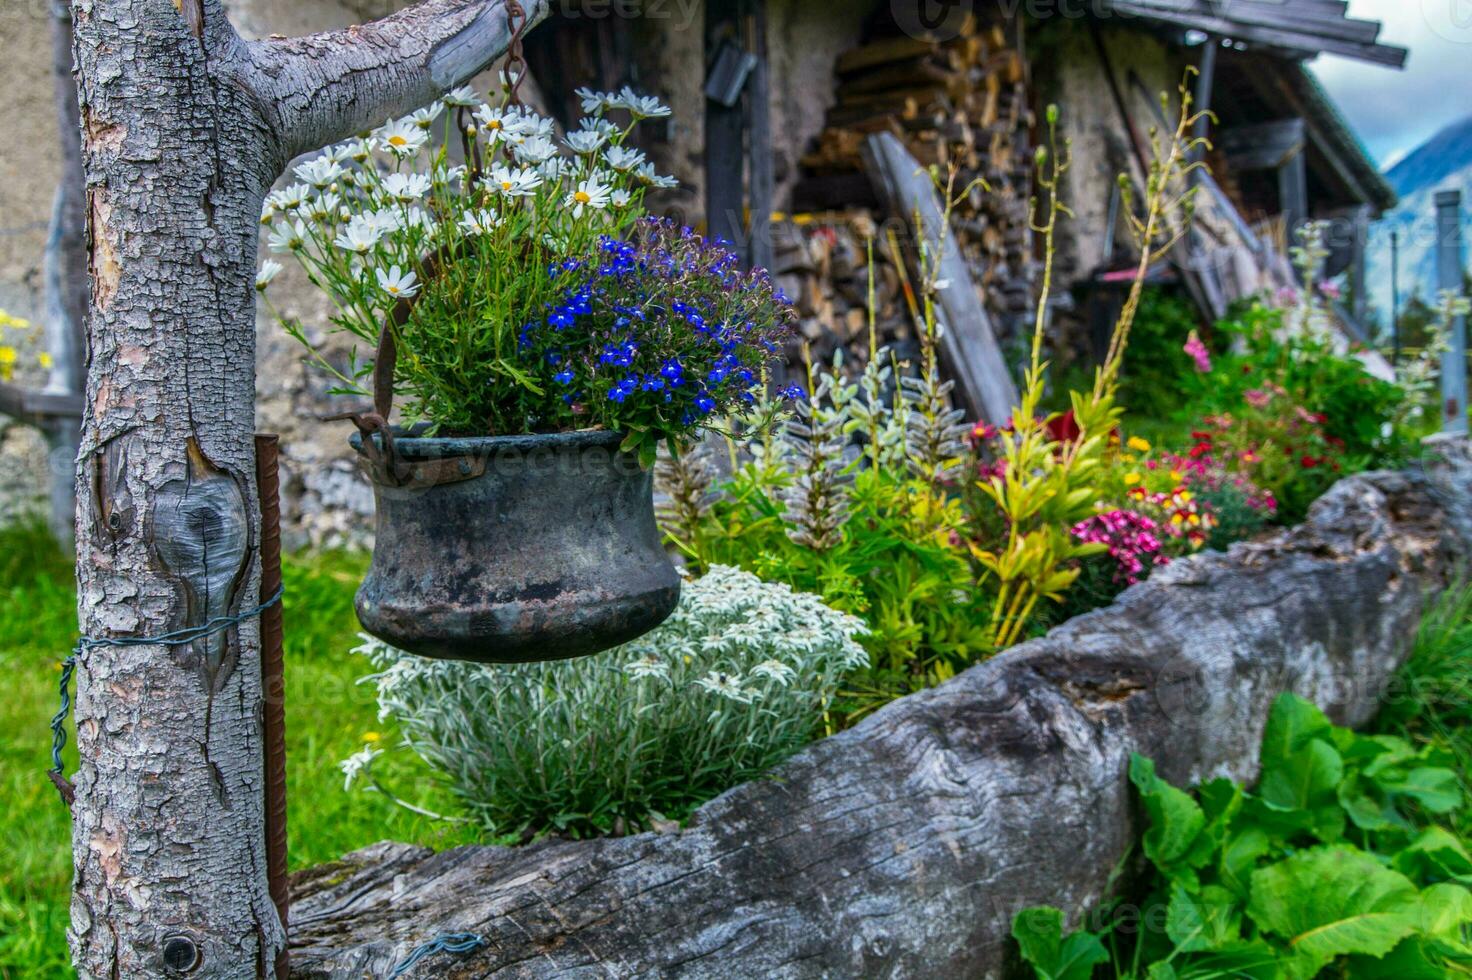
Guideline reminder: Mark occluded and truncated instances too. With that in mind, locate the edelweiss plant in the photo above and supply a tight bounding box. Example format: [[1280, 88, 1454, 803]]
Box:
[[260, 84, 792, 461], [348, 566, 867, 837]]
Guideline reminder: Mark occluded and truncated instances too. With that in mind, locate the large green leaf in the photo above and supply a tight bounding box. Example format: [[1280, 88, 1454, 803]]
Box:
[[1131, 754, 1213, 874], [1394, 827, 1472, 882], [1247, 847, 1422, 979], [1220, 826, 1273, 899], [1260, 695, 1333, 767], [1011, 906, 1109, 980], [1375, 767, 1462, 815], [1343, 937, 1449, 979], [1166, 882, 1241, 952]]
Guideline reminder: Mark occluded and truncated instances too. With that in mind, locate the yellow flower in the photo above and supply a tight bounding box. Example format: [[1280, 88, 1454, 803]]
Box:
[[1124, 472, 1142, 486], [39, 352, 53, 370], [1169, 469, 1184, 482], [360, 731, 381, 743], [1127, 436, 1151, 453], [0, 346, 16, 381], [1177, 490, 1193, 504]]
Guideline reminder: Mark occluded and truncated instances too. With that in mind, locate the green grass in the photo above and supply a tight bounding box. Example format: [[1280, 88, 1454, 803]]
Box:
[[0, 520, 478, 979]]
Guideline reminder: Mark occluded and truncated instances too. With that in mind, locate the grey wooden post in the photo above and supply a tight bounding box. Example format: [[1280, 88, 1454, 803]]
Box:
[[1351, 204, 1370, 327], [1437, 190, 1468, 434]]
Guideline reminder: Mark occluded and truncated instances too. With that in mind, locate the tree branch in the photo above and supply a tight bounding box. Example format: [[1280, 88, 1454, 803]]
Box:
[[241, 0, 549, 163]]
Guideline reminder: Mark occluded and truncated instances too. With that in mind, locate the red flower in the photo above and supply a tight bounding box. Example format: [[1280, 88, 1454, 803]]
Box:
[[1301, 455, 1321, 469], [1047, 410, 1081, 444]]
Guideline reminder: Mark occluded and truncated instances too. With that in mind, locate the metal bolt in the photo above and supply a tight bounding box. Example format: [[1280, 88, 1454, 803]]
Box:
[[458, 459, 472, 476], [161, 934, 201, 973]]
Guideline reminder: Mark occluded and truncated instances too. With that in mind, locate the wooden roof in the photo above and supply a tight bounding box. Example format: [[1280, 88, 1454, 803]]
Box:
[[1101, 0, 1408, 67]]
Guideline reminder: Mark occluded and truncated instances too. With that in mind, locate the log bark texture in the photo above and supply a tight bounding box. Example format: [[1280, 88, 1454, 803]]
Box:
[[67, 1, 544, 975], [288, 439, 1472, 979]]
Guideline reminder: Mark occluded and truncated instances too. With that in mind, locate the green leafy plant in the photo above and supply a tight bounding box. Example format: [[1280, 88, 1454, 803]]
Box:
[[1013, 693, 1472, 979], [349, 566, 869, 838]]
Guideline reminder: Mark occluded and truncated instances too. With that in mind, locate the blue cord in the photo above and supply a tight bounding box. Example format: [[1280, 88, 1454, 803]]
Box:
[[387, 932, 486, 978], [48, 586, 285, 798]]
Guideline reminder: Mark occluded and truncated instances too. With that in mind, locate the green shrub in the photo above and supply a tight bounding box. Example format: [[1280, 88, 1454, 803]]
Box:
[[1013, 693, 1472, 979], [351, 565, 868, 838], [1115, 289, 1212, 421]]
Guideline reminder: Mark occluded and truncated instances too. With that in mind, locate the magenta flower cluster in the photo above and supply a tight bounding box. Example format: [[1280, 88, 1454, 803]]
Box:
[[1071, 509, 1168, 585]]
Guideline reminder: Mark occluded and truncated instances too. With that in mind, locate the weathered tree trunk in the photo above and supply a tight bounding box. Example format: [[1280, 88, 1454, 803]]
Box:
[[288, 442, 1472, 978], [67, 1, 544, 974]]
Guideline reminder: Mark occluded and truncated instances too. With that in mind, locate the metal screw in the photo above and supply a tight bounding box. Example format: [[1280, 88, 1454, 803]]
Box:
[[458, 459, 472, 476], [161, 934, 200, 973]]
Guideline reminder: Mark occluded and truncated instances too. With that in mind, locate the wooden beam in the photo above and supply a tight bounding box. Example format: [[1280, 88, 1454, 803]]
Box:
[[1219, 118, 1306, 172], [704, 0, 746, 253], [744, 0, 773, 273], [1436, 190, 1468, 434], [861, 132, 1019, 427], [0, 381, 84, 427]]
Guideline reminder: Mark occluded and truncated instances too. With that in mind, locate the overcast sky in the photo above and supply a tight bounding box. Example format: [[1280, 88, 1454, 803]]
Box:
[[1311, 0, 1472, 168]]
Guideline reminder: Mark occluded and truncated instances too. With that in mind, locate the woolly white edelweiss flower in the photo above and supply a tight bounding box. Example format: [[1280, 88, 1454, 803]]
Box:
[[457, 208, 500, 236], [633, 162, 678, 189], [267, 220, 308, 253], [564, 127, 608, 156], [513, 135, 558, 165], [569, 175, 611, 218], [603, 145, 645, 172], [377, 118, 428, 156], [334, 215, 384, 254], [696, 671, 755, 704], [294, 156, 344, 189], [624, 655, 670, 681], [750, 659, 796, 687], [441, 86, 482, 108], [381, 172, 431, 203], [613, 86, 671, 119], [255, 259, 283, 291], [375, 265, 420, 299], [409, 104, 444, 130], [486, 164, 543, 198], [339, 745, 382, 791], [575, 86, 617, 115]]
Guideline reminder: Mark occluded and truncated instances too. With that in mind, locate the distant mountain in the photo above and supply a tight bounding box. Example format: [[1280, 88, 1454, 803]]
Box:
[[1387, 116, 1472, 199], [1367, 116, 1472, 331]]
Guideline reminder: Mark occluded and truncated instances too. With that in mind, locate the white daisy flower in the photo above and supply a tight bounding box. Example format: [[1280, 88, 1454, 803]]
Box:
[[614, 87, 671, 119], [267, 220, 308, 253], [568, 175, 611, 218], [575, 86, 617, 115], [611, 188, 633, 209], [441, 86, 482, 108], [334, 215, 384, 254], [339, 745, 382, 791], [304, 192, 341, 224], [255, 260, 283, 291], [634, 162, 678, 189], [457, 208, 500, 236], [474, 105, 523, 146], [382, 172, 431, 203], [375, 265, 420, 299], [266, 184, 311, 212], [564, 128, 608, 156], [537, 157, 569, 182], [377, 118, 428, 156], [348, 138, 375, 163], [322, 143, 356, 164], [409, 104, 444, 130], [486, 164, 544, 198], [603, 145, 645, 172], [513, 135, 558, 165], [294, 157, 344, 189]]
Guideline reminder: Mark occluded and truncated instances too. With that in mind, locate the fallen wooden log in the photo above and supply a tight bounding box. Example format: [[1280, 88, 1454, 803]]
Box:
[[289, 439, 1472, 978]]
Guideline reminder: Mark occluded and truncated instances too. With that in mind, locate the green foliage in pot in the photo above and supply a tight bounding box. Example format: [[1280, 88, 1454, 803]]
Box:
[[1012, 693, 1472, 979], [345, 566, 868, 838], [258, 85, 792, 463]]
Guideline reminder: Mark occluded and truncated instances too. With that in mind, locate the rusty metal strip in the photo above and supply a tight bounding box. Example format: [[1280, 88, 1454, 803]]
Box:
[[254, 434, 289, 977]]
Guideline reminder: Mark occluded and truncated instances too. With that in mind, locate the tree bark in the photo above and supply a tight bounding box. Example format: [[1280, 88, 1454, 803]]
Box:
[[67, 1, 543, 975], [287, 444, 1472, 978]]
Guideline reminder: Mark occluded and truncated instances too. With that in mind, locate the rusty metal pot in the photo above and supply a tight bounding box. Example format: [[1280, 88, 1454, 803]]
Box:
[[350, 428, 680, 663]]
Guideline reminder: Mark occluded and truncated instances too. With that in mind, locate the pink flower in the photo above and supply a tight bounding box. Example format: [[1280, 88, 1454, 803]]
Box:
[[1275, 286, 1300, 308], [1244, 389, 1272, 409], [1183, 331, 1212, 374], [1319, 281, 1342, 301]]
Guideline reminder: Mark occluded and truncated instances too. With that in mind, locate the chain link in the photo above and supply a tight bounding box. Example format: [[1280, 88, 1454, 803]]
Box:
[[504, 0, 527, 106]]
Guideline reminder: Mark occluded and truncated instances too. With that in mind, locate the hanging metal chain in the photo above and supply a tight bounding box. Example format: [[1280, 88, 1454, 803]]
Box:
[[504, 0, 528, 106]]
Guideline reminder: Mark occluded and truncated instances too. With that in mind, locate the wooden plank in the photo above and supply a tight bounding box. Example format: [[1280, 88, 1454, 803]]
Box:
[[1220, 118, 1306, 172], [745, 0, 773, 273], [861, 131, 1019, 427], [704, 0, 746, 253], [1437, 190, 1468, 434], [1107, 0, 1407, 66], [0, 381, 85, 425]]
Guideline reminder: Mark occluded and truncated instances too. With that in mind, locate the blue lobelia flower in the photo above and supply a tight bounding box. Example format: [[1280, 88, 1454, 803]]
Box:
[[554, 368, 575, 385]]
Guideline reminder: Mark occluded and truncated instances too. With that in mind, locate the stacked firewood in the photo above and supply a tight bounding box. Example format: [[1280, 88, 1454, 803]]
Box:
[[794, 11, 1037, 345], [769, 213, 919, 371]]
